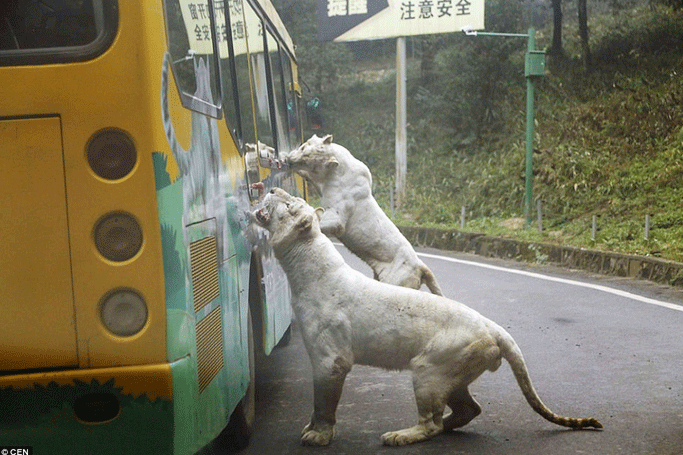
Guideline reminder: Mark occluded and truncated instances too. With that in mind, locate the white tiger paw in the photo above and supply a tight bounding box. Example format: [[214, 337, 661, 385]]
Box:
[[381, 422, 443, 446], [301, 425, 334, 446], [381, 426, 431, 446]]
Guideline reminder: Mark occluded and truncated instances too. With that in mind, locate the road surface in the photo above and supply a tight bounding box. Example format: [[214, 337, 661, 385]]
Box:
[[235, 246, 683, 455]]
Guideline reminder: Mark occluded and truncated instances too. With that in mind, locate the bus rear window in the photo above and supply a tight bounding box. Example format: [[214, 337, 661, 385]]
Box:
[[0, 0, 117, 65]]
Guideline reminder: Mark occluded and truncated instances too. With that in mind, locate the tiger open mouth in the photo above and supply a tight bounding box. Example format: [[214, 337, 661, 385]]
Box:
[[255, 206, 271, 225]]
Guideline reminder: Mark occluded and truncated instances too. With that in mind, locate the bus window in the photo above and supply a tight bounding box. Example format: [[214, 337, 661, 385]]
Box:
[[280, 51, 302, 150], [213, 0, 242, 147], [226, 0, 256, 148], [244, 0, 274, 150], [163, 0, 222, 118], [0, 0, 117, 65], [265, 28, 289, 153]]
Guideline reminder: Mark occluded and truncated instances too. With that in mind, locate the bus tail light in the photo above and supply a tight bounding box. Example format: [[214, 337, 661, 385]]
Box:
[[94, 212, 143, 262], [100, 289, 148, 337], [87, 129, 137, 180]]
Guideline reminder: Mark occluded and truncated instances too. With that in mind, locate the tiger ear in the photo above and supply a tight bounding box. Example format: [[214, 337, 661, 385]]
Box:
[[314, 207, 324, 221], [325, 156, 339, 170], [322, 134, 333, 144], [295, 212, 313, 234]]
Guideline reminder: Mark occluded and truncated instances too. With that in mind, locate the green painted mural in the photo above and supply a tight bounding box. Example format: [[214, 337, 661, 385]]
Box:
[[0, 379, 173, 454]]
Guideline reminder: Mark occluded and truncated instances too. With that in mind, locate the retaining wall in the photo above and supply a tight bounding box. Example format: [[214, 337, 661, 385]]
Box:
[[398, 226, 683, 287]]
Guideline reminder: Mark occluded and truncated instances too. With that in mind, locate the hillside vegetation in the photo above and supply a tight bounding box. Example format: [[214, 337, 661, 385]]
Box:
[[311, 5, 683, 263]]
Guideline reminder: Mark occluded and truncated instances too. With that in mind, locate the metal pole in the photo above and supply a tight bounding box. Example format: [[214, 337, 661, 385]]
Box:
[[463, 26, 542, 227], [395, 37, 407, 210], [525, 27, 535, 227]]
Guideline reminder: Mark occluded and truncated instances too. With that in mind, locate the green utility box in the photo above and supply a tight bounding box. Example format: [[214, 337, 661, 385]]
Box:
[[525, 50, 546, 77]]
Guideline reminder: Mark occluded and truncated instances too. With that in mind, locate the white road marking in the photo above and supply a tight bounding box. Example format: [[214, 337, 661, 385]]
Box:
[[417, 251, 683, 313]]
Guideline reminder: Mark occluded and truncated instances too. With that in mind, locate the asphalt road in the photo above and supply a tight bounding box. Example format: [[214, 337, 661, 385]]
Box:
[[237, 245, 683, 455]]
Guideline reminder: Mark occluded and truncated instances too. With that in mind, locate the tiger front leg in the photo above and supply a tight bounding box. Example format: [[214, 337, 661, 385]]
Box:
[[301, 358, 351, 446], [318, 209, 345, 238]]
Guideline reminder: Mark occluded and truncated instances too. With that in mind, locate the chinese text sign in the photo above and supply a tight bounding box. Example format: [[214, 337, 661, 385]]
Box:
[[318, 0, 484, 42]]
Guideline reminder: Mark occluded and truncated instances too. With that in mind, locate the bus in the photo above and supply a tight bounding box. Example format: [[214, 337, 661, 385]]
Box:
[[0, 0, 305, 453]]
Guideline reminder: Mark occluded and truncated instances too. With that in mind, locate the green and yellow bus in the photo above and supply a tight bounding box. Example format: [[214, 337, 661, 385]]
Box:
[[0, 0, 304, 453]]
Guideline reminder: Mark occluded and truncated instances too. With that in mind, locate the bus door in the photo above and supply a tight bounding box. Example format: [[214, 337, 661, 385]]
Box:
[[0, 116, 77, 372]]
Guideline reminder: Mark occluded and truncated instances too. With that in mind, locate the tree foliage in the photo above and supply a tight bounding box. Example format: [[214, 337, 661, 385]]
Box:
[[662, 0, 683, 9], [271, 0, 352, 93], [429, 0, 525, 141]]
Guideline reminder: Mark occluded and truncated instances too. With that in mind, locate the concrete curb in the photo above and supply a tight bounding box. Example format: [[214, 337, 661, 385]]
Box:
[[398, 226, 683, 287]]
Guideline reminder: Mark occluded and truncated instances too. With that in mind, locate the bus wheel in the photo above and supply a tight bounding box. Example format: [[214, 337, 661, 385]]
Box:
[[243, 308, 256, 427], [276, 324, 292, 348]]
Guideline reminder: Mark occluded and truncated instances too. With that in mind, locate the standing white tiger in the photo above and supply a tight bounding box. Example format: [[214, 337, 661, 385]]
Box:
[[252, 189, 602, 447], [283, 134, 444, 295]]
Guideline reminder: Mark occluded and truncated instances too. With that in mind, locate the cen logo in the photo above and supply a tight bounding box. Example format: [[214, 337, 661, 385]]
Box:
[[0, 448, 32, 455]]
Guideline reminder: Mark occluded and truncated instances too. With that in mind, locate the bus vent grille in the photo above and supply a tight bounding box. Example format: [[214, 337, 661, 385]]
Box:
[[190, 235, 220, 313], [196, 307, 224, 393]]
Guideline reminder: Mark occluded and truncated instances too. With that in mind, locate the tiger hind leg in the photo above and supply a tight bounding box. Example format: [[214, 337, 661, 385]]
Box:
[[443, 387, 482, 431]]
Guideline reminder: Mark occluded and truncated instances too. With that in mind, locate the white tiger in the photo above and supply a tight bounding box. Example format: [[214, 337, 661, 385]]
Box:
[[252, 188, 603, 447], [283, 134, 443, 295]]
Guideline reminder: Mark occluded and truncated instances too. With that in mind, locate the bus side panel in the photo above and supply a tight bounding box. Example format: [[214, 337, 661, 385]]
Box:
[[168, 355, 196, 455], [255, 173, 297, 354], [153, 59, 251, 451], [256, 231, 292, 354]]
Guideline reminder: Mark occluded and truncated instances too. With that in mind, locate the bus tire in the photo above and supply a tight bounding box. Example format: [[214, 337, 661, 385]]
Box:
[[243, 308, 256, 427], [276, 324, 292, 348]]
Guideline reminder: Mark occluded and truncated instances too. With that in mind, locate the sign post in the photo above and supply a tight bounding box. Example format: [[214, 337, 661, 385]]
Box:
[[317, 0, 485, 210], [395, 36, 407, 208]]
